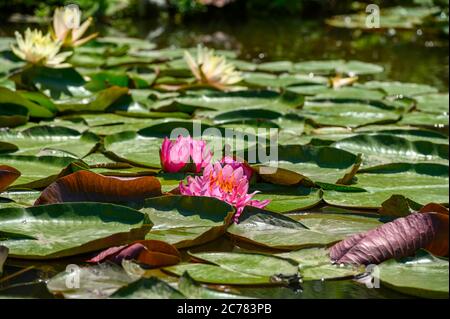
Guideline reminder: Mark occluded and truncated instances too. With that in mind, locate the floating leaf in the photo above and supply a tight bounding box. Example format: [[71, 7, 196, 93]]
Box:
[[164, 251, 299, 285], [110, 277, 184, 299], [0, 245, 8, 275], [227, 207, 341, 250], [379, 195, 423, 217], [178, 272, 247, 299], [332, 134, 448, 166], [0, 125, 99, 158], [0, 103, 29, 128], [0, 203, 152, 259], [0, 165, 21, 193], [278, 247, 363, 280], [356, 81, 438, 97], [330, 205, 449, 265], [35, 170, 162, 205], [323, 163, 449, 208], [87, 239, 181, 268], [377, 250, 449, 299], [0, 87, 54, 118], [47, 262, 139, 299], [142, 195, 234, 248], [0, 155, 78, 189]]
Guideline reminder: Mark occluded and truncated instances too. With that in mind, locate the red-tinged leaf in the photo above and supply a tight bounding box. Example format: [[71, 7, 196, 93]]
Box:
[[419, 204, 449, 256], [87, 240, 181, 268], [0, 165, 21, 193], [330, 205, 449, 265], [34, 170, 162, 205]]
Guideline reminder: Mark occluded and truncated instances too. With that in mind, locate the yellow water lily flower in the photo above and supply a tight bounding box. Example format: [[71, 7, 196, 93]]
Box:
[[52, 5, 98, 47], [184, 45, 242, 89], [11, 28, 72, 68]]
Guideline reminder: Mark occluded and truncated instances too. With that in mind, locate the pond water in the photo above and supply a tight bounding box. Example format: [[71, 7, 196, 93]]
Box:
[[0, 16, 447, 299], [115, 17, 449, 91]]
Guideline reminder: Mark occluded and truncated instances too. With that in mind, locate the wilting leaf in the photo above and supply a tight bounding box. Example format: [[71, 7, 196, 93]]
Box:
[[379, 195, 423, 217], [87, 239, 181, 268], [0, 165, 21, 193], [35, 170, 162, 205], [377, 250, 449, 299], [110, 277, 184, 299], [330, 205, 449, 265], [0, 203, 152, 259], [142, 196, 234, 248]]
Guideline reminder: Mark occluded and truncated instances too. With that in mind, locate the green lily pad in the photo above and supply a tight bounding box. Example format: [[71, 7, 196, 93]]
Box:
[[111, 277, 184, 299], [377, 250, 449, 299], [294, 60, 383, 75], [0, 87, 55, 118], [227, 207, 341, 250], [332, 134, 448, 166], [142, 196, 234, 248], [243, 72, 327, 88], [171, 90, 303, 114], [300, 102, 399, 128], [164, 251, 299, 285], [251, 183, 322, 213], [178, 272, 248, 299], [0, 125, 99, 158], [0, 202, 152, 258], [0, 155, 78, 188], [399, 111, 449, 127], [414, 93, 449, 114], [47, 262, 140, 299], [356, 81, 438, 97], [278, 247, 364, 280], [323, 163, 449, 208], [0, 103, 29, 128], [292, 213, 382, 236], [255, 144, 361, 184]]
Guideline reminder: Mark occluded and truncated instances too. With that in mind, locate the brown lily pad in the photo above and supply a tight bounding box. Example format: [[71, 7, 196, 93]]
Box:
[[0, 165, 21, 193], [34, 170, 162, 205], [87, 239, 181, 268]]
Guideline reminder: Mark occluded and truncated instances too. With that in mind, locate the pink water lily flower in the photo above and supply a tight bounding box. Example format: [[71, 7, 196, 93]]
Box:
[[220, 155, 253, 181], [160, 135, 212, 173], [179, 162, 270, 222]]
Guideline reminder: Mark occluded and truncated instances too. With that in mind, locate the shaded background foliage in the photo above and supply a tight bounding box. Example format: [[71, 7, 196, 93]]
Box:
[[0, 0, 448, 19]]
